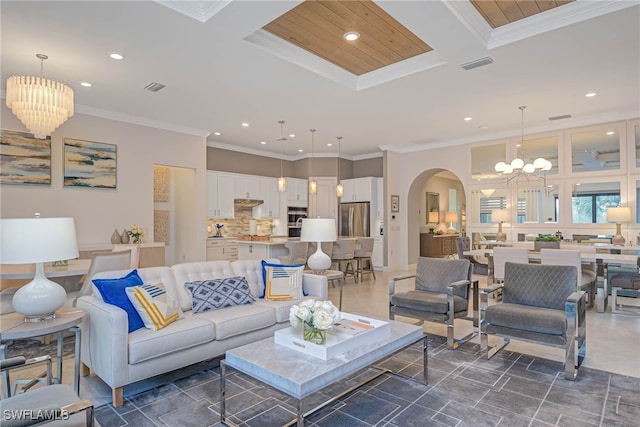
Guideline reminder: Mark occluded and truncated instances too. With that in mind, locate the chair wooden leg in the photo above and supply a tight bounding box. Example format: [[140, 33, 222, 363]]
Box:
[[112, 386, 124, 407]]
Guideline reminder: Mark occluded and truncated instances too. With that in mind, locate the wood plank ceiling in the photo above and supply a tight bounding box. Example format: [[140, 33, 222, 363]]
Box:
[[470, 0, 574, 28], [262, 0, 432, 76]]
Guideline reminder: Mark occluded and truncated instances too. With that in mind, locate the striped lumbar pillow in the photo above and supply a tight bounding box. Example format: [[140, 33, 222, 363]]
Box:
[[126, 281, 183, 331]]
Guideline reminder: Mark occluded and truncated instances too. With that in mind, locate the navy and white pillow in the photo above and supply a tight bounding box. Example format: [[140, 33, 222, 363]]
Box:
[[184, 276, 254, 314]]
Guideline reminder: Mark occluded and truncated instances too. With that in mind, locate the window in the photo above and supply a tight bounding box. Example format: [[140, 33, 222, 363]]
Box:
[[572, 193, 620, 223]]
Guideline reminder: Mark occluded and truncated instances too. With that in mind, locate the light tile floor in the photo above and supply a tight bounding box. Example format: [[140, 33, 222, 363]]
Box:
[[6, 267, 640, 409]]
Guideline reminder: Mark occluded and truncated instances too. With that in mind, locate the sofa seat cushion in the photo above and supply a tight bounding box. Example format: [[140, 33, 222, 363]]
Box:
[[485, 303, 566, 336], [194, 303, 276, 340], [128, 315, 215, 364], [391, 290, 468, 314], [256, 297, 315, 323]]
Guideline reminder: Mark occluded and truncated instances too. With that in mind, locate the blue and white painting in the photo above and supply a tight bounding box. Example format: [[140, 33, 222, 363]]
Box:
[[64, 138, 117, 188], [0, 129, 51, 185]]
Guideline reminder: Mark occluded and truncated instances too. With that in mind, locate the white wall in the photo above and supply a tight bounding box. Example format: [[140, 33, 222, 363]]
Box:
[[0, 105, 208, 261]]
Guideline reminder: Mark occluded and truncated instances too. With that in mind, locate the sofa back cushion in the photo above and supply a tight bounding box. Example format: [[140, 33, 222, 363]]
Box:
[[171, 261, 235, 311], [232, 258, 279, 298]]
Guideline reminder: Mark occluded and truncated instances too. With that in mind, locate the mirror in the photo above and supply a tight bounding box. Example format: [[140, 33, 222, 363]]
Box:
[[471, 143, 506, 180], [520, 135, 559, 175], [635, 124, 640, 168], [572, 181, 620, 223], [426, 192, 439, 223], [516, 183, 559, 223], [571, 129, 620, 173], [469, 188, 507, 224]]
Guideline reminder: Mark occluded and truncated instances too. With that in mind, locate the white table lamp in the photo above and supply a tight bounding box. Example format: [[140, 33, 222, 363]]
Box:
[[300, 218, 337, 274], [0, 216, 79, 321], [491, 209, 510, 242], [606, 207, 631, 246], [444, 212, 458, 234]]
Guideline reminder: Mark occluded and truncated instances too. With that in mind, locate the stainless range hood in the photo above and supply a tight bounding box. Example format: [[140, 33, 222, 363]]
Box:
[[234, 199, 264, 208]]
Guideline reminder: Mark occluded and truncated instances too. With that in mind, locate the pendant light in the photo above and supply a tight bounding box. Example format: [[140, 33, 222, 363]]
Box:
[[336, 136, 344, 197], [308, 129, 317, 195], [277, 120, 286, 192]]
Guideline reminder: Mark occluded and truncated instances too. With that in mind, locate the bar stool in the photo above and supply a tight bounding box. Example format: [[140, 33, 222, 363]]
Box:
[[354, 237, 376, 281], [278, 241, 308, 265], [331, 239, 357, 283]]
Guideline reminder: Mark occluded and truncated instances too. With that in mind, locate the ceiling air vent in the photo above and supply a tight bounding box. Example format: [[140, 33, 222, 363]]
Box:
[[144, 82, 166, 92], [548, 114, 572, 121], [460, 56, 494, 71]]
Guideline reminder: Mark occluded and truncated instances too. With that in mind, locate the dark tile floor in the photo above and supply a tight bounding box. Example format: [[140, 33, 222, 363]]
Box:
[[94, 336, 640, 426]]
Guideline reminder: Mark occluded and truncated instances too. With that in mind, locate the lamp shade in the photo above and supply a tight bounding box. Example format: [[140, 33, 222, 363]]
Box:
[[300, 218, 337, 243], [491, 209, 510, 223], [606, 207, 631, 223], [0, 217, 79, 264], [444, 212, 458, 223], [428, 212, 439, 223]]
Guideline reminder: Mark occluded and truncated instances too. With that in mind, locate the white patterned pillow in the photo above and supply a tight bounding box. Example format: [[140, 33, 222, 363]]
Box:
[[125, 280, 184, 331], [184, 277, 255, 314]]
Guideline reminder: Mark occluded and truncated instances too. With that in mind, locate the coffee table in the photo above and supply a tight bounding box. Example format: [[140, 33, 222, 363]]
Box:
[[220, 318, 425, 426]]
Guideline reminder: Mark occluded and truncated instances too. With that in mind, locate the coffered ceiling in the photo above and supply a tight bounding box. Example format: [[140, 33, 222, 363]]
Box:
[[0, 1, 637, 159]]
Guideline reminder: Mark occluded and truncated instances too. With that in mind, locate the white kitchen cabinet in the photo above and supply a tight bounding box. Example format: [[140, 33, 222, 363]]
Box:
[[206, 239, 238, 261], [376, 177, 384, 220], [340, 177, 374, 202], [207, 172, 235, 218], [234, 175, 260, 199], [308, 177, 337, 220], [255, 177, 280, 219], [286, 178, 308, 206], [237, 242, 268, 260], [372, 236, 383, 269]]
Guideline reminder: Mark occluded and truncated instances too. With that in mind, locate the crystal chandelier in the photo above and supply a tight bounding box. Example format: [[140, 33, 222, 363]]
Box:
[[494, 106, 551, 183], [277, 120, 286, 192], [5, 54, 74, 139]]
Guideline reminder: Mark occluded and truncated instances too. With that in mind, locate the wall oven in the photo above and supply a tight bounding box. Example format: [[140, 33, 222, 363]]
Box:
[[287, 207, 307, 238]]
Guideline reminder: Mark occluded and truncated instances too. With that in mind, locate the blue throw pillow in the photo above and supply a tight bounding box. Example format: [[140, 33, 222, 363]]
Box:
[[184, 277, 254, 314], [92, 270, 145, 333], [260, 260, 306, 299]]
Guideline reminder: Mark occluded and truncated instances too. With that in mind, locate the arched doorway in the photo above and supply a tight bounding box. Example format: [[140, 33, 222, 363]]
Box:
[[407, 169, 465, 265]]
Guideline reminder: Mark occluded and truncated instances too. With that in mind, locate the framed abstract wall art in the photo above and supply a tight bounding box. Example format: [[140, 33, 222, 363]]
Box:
[[0, 129, 51, 185], [64, 138, 117, 188]]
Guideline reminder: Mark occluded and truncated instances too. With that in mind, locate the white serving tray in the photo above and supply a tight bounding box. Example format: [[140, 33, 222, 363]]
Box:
[[274, 313, 390, 360]]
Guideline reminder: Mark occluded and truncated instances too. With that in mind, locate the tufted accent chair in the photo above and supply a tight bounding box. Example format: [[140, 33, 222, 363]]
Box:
[[481, 262, 587, 380], [389, 257, 478, 350]]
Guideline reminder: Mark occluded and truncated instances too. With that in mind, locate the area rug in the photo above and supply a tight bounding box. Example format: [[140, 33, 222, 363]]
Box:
[[93, 335, 639, 427]]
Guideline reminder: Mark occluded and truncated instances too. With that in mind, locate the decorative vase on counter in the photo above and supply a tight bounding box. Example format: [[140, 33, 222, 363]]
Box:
[[110, 229, 121, 244], [120, 229, 130, 244]]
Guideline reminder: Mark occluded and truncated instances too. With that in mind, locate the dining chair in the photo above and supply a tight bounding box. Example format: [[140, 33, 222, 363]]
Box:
[[69, 250, 133, 307], [492, 247, 529, 283], [608, 256, 640, 315], [354, 237, 376, 281], [112, 244, 140, 269], [540, 248, 596, 308], [456, 236, 488, 275]]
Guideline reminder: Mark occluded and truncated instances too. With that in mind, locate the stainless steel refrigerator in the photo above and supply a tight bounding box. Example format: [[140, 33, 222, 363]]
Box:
[[339, 202, 370, 237]]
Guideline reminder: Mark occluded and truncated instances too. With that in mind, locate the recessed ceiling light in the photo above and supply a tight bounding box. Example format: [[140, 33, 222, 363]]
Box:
[[289, 134, 295, 138], [214, 132, 221, 136], [327, 143, 333, 147], [478, 125, 489, 130], [464, 117, 472, 122], [606, 130, 615, 135], [80, 82, 92, 87], [343, 31, 360, 41], [241, 122, 249, 127], [585, 92, 597, 97], [298, 149, 303, 153], [260, 141, 267, 145], [109, 53, 124, 60]]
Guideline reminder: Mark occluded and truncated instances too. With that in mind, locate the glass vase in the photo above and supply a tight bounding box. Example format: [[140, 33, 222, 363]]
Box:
[[303, 323, 326, 345]]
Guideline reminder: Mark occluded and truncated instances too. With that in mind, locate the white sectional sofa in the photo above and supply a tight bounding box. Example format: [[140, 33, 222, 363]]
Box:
[[76, 259, 328, 407]]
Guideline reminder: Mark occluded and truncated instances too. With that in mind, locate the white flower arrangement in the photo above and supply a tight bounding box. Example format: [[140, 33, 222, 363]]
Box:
[[289, 299, 341, 331], [127, 224, 145, 243]]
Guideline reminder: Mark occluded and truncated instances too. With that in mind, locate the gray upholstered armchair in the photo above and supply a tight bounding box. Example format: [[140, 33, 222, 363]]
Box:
[[481, 262, 587, 380], [389, 257, 478, 349]]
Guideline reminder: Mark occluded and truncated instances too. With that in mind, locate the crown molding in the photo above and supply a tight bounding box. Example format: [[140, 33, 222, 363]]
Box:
[[207, 140, 383, 161]]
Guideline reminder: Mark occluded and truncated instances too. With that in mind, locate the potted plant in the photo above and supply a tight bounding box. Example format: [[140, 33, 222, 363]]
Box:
[[534, 235, 561, 251]]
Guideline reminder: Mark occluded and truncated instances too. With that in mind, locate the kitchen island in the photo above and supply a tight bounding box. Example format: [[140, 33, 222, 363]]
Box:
[[236, 239, 290, 260]]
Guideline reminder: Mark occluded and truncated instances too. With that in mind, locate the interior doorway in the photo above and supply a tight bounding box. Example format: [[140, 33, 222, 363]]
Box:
[[153, 165, 197, 265]]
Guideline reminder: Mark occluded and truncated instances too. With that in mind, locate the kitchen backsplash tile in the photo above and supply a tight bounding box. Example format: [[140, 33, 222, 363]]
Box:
[[208, 206, 272, 237]]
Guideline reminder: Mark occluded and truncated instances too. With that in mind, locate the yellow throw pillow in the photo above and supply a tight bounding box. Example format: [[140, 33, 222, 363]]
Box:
[[126, 281, 183, 331]]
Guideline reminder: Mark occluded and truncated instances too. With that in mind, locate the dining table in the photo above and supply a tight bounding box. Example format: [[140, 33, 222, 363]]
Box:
[[463, 248, 638, 313], [0, 259, 92, 290]]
